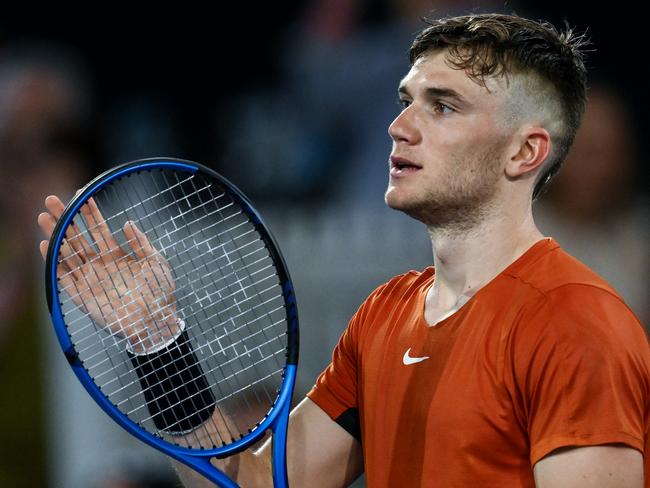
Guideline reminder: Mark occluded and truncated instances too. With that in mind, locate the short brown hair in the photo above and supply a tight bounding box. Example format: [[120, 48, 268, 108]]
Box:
[[409, 13, 589, 199]]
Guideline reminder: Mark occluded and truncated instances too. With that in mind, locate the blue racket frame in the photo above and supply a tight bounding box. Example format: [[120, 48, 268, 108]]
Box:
[[45, 158, 300, 488]]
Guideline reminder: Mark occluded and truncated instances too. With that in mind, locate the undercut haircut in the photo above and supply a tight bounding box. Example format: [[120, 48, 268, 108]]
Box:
[[409, 13, 589, 199]]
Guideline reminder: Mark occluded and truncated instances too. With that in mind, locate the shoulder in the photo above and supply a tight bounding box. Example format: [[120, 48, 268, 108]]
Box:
[[511, 240, 643, 332], [534, 284, 646, 348], [504, 238, 621, 298], [502, 240, 649, 364], [366, 267, 434, 302], [346, 267, 433, 336], [509, 281, 649, 381], [500, 239, 645, 330], [508, 278, 650, 421]]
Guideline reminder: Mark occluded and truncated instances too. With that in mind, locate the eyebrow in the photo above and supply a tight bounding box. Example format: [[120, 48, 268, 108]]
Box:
[[398, 84, 471, 107]]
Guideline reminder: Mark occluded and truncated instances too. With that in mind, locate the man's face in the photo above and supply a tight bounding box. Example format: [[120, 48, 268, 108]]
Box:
[[385, 50, 513, 229]]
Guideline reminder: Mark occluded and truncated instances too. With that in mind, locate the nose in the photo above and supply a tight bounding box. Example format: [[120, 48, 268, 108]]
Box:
[[388, 106, 421, 145]]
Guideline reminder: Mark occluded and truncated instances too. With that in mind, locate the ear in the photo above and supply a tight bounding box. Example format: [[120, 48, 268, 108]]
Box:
[[505, 126, 551, 178]]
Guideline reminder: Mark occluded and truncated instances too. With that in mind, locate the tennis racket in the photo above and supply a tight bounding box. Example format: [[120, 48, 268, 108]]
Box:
[[43, 157, 299, 487]]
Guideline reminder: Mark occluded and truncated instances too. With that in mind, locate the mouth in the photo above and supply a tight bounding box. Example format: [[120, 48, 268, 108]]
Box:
[[389, 156, 421, 176]]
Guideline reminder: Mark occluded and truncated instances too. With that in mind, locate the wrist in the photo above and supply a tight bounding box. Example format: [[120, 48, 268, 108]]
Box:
[[127, 316, 186, 356]]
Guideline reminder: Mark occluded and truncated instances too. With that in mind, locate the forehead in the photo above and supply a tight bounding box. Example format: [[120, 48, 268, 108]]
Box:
[[400, 51, 506, 106]]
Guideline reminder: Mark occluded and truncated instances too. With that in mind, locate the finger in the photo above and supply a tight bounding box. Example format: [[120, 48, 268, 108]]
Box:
[[38, 240, 75, 268], [42, 194, 95, 301], [50, 243, 79, 292], [56, 268, 85, 306], [42, 196, 95, 262], [80, 197, 120, 255], [39, 243, 78, 291], [46, 231, 96, 292], [44, 195, 66, 219], [38, 212, 83, 268], [38, 241, 78, 279], [37, 211, 56, 240], [39, 240, 49, 260], [66, 214, 96, 261], [123, 221, 156, 260]]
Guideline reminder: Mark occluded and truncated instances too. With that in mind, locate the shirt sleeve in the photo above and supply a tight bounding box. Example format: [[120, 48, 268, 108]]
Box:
[[511, 284, 650, 465], [307, 307, 362, 421], [307, 279, 392, 421]]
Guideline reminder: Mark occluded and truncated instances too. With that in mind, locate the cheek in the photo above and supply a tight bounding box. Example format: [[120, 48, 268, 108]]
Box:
[[418, 115, 507, 177], [444, 143, 504, 190], [421, 117, 488, 158]]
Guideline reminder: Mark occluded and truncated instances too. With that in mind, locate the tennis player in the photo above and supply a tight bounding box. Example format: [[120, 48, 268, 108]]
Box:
[[39, 13, 650, 488]]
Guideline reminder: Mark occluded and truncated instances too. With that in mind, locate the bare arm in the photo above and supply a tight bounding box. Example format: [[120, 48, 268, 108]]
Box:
[[175, 397, 364, 488], [533, 445, 643, 487]]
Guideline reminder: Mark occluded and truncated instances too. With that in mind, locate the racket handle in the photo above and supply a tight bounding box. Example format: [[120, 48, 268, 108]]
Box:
[[129, 330, 216, 434]]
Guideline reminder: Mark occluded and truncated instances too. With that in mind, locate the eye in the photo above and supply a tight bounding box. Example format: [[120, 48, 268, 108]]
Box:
[[433, 101, 454, 115], [397, 97, 411, 109]]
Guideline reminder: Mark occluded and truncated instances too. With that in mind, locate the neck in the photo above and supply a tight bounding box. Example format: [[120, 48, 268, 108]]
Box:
[[426, 199, 544, 313]]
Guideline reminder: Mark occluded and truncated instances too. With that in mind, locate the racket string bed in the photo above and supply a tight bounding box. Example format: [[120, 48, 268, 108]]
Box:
[[56, 168, 289, 450]]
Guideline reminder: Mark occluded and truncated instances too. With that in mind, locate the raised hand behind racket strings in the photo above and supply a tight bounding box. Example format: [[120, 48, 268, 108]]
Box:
[[39, 192, 217, 437], [39, 195, 182, 354]]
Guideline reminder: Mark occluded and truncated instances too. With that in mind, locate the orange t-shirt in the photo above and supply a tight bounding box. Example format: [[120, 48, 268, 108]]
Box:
[[307, 238, 650, 487]]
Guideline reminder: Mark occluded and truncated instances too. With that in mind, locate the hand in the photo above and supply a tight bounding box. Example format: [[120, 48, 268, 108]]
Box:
[[38, 195, 180, 354]]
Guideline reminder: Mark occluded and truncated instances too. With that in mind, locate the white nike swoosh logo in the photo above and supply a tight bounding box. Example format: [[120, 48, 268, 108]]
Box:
[[402, 348, 430, 365]]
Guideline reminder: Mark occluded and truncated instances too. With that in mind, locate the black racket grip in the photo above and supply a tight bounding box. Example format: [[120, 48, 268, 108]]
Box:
[[129, 330, 216, 434]]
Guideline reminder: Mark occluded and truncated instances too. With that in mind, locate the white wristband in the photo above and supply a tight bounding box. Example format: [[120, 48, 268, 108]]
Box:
[[127, 318, 186, 356]]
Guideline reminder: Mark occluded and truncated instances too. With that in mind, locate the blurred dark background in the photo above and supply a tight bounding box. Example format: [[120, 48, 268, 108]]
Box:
[[2, 3, 647, 183], [1, 2, 647, 487]]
